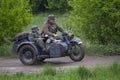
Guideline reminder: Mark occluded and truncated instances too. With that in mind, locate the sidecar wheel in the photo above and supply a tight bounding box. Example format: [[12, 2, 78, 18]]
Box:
[[19, 45, 37, 65], [70, 44, 85, 61]]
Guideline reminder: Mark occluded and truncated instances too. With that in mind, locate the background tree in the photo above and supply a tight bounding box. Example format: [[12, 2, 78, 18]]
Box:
[[0, 0, 32, 44], [29, 0, 48, 14], [29, 0, 71, 14], [68, 0, 120, 44], [47, 0, 71, 12]]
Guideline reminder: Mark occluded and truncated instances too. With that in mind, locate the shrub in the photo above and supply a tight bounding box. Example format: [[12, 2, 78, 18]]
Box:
[[0, 44, 12, 56], [0, 0, 32, 45], [29, 0, 47, 14], [29, 0, 72, 14], [47, 0, 71, 12], [68, 0, 120, 44]]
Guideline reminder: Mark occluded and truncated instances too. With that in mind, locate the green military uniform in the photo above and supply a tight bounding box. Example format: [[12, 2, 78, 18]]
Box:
[[28, 26, 45, 50], [42, 14, 64, 51], [42, 22, 64, 36]]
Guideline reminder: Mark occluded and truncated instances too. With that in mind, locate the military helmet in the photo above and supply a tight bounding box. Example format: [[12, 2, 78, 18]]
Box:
[[48, 14, 55, 20], [31, 25, 39, 32]]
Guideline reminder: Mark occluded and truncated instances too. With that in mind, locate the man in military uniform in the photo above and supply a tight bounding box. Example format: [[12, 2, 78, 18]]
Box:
[[28, 25, 46, 51], [41, 14, 64, 51], [42, 14, 64, 37]]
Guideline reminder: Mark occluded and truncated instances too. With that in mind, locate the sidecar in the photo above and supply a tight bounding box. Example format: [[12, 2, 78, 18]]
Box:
[[12, 33, 69, 65]]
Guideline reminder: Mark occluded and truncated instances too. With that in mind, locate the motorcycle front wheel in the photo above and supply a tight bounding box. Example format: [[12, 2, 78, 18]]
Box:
[[69, 44, 85, 61]]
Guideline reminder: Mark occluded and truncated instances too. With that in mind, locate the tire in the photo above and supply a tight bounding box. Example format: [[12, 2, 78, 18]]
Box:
[[70, 44, 85, 61], [19, 45, 37, 65]]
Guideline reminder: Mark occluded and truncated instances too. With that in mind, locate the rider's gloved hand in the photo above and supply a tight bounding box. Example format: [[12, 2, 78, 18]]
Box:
[[44, 34, 48, 37]]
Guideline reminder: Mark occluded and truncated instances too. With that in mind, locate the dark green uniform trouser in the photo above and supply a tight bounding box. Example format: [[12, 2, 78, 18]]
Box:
[[36, 38, 45, 49]]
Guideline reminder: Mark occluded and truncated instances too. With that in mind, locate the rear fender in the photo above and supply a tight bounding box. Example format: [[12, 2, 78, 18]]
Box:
[[16, 42, 38, 55]]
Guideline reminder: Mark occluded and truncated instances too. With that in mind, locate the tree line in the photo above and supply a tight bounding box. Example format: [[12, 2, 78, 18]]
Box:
[[69, 0, 120, 44], [0, 0, 120, 45], [29, 0, 71, 14]]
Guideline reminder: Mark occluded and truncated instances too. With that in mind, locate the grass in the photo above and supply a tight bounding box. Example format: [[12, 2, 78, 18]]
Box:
[[0, 13, 120, 56], [84, 40, 120, 55], [0, 63, 120, 80], [0, 44, 13, 56]]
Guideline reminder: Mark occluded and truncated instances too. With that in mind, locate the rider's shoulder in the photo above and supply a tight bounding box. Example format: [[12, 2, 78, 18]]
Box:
[[43, 21, 49, 27]]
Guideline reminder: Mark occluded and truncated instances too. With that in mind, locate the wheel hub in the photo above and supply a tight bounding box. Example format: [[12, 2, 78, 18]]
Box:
[[72, 46, 79, 56], [24, 51, 33, 59]]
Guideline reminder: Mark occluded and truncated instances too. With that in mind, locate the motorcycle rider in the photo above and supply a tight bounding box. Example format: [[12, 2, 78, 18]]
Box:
[[28, 25, 46, 51], [41, 14, 64, 51], [41, 14, 64, 38]]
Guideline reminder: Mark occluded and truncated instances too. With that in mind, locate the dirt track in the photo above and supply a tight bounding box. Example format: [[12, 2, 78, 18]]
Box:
[[0, 55, 120, 74]]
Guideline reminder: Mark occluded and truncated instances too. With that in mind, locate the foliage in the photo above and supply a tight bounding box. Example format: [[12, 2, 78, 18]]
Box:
[[47, 0, 71, 12], [29, 0, 71, 14], [0, 0, 32, 45], [68, 0, 120, 44], [0, 44, 13, 56], [0, 63, 120, 80], [29, 0, 47, 14], [84, 40, 120, 55]]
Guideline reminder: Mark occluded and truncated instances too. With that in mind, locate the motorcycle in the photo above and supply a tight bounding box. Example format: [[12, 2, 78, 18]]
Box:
[[12, 31, 85, 65]]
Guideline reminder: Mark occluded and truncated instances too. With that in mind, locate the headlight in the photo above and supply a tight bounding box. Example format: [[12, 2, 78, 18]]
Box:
[[78, 42, 82, 44]]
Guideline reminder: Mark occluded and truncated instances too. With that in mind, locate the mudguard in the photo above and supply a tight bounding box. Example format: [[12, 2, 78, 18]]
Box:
[[15, 41, 39, 55], [70, 37, 82, 44]]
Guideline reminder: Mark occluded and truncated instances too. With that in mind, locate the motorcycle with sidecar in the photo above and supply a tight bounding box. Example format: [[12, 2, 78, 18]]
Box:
[[12, 31, 85, 65]]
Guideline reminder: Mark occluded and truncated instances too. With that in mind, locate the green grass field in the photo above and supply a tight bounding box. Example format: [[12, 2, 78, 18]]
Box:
[[0, 63, 120, 80]]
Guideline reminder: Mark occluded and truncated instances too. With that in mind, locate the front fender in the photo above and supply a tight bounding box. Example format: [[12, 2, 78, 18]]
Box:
[[16, 42, 38, 55], [70, 37, 82, 44]]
